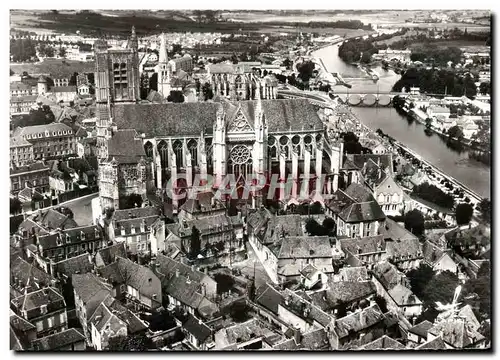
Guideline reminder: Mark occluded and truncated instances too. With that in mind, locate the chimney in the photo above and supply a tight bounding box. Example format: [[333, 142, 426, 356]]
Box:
[[359, 309, 365, 327], [175, 268, 180, 278], [191, 264, 195, 272]]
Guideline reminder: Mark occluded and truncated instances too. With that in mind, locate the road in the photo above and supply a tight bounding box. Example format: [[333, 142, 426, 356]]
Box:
[[231, 242, 272, 289]]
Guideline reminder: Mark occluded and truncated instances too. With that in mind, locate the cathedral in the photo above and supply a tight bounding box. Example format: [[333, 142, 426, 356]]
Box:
[[95, 28, 343, 212]]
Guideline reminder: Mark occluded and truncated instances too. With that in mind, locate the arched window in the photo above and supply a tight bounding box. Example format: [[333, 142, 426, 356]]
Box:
[[157, 141, 168, 168], [144, 141, 153, 159], [228, 145, 252, 180], [187, 139, 198, 166], [173, 140, 183, 168]]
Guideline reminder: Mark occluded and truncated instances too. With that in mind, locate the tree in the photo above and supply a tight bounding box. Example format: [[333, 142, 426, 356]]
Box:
[[425, 118, 433, 129], [479, 82, 490, 95], [421, 270, 460, 305], [120, 193, 143, 209], [58, 47, 67, 58], [171, 44, 182, 56], [10, 197, 22, 215], [322, 217, 336, 235], [190, 226, 201, 259], [305, 219, 329, 236], [201, 82, 214, 101], [296, 60, 316, 82], [282, 58, 293, 70], [455, 203, 473, 225], [448, 125, 464, 140], [477, 198, 491, 223], [167, 90, 185, 103], [373, 295, 388, 313], [108, 333, 152, 351], [360, 51, 371, 63], [462, 262, 490, 319], [404, 209, 425, 237], [407, 263, 435, 299]]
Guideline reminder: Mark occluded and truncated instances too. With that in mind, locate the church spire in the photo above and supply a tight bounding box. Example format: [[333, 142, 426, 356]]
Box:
[[128, 26, 138, 50], [159, 33, 168, 64]]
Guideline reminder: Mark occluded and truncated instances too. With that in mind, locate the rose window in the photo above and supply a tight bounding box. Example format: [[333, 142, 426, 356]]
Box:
[[230, 145, 251, 164]]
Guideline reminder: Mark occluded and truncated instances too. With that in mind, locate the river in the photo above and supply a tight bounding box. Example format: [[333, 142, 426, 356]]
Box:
[[312, 44, 491, 199]]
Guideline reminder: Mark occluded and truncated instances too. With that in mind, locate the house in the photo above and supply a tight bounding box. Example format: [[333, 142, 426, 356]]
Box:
[[339, 235, 387, 267], [214, 318, 281, 350], [95, 243, 127, 268], [10, 256, 59, 295], [89, 295, 148, 350], [427, 317, 485, 349], [427, 106, 451, 119], [415, 336, 448, 350], [11, 287, 67, 338], [436, 305, 481, 331], [407, 320, 433, 345], [307, 281, 377, 316], [155, 253, 218, 298], [384, 235, 423, 271], [371, 261, 422, 318], [445, 224, 490, 259], [31, 328, 86, 351], [299, 264, 328, 290], [161, 270, 218, 318], [10, 135, 34, 167], [77, 83, 90, 96], [179, 313, 213, 350], [423, 240, 458, 274], [50, 86, 78, 104], [331, 266, 369, 282], [326, 183, 386, 238], [278, 289, 333, 334], [272, 327, 329, 350], [17, 186, 48, 212], [72, 273, 113, 339], [358, 335, 405, 350], [10, 310, 37, 350], [97, 256, 162, 311], [35, 225, 105, 265], [10, 162, 50, 195], [333, 303, 387, 349]]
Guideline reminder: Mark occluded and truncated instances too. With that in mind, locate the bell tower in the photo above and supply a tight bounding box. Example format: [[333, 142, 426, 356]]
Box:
[[157, 33, 172, 99]]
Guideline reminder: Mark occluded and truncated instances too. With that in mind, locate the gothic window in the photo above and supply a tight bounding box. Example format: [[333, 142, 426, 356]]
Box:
[[158, 141, 168, 168], [206, 138, 213, 166], [228, 145, 252, 180], [228, 112, 252, 132], [144, 141, 153, 159], [173, 140, 183, 168], [187, 139, 198, 166], [316, 134, 322, 142]]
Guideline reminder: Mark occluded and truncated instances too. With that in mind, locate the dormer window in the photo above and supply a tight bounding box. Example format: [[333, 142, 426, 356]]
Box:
[[80, 231, 86, 240], [58, 131, 62, 136], [40, 304, 47, 315], [56, 236, 62, 246], [65, 233, 71, 244]]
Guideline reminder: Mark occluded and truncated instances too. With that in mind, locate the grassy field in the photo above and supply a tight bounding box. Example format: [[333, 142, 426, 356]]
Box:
[[10, 58, 95, 77], [409, 40, 489, 51]]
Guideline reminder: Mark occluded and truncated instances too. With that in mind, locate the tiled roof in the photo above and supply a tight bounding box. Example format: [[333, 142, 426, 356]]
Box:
[[386, 238, 422, 261], [31, 328, 86, 351], [53, 253, 93, 278], [10, 311, 36, 333], [10, 135, 32, 147], [96, 243, 127, 267], [422, 240, 447, 265], [11, 82, 34, 91], [90, 295, 147, 334], [107, 129, 146, 163], [12, 287, 64, 312], [327, 186, 385, 223], [299, 264, 318, 279], [408, 320, 433, 338], [335, 304, 385, 339], [115, 256, 160, 299], [339, 235, 386, 255], [415, 336, 447, 350], [113, 206, 161, 221], [372, 261, 408, 290], [10, 162, 49, 175], [388, 284, 421, 306], [182, 313, 212, 343], [216, 319, 275, 348], [360, 335, 405, 350], [72, 273, 112, 319], [37, 225, 102, 249], [112, 99, 323, 137], [12, 123, 74, 139], [351, 154, 393, 174], [255, 283, 283, 315], [278, 236, 331, 259], [155, 253, 214, 287], [445, 225, 490, 248], [51, 86, 77, 93], [10, 256, 57, 290], [282, 289, 332, 327], [97, 262, 124, 285], [35, 208, 78, 231], [379, 218, 418, 242], [310, 281, 375, 312], [336, 266, 369, 282], [114, 215, 160, 236], [164, 274, 206, 309]]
